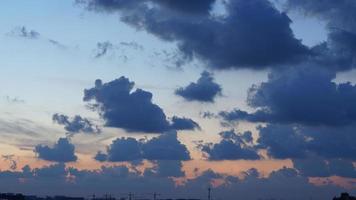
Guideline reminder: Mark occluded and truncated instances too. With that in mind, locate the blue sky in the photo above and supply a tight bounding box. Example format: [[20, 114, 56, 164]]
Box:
[[0, 0, 355, 199]]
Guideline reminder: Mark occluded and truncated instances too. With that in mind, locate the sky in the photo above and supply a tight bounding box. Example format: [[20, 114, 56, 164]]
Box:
[[0, 0, 355, 199]]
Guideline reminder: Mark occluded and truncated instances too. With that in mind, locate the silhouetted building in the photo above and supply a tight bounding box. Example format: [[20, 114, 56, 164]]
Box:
[[0, 193, 25, 200], [333, 193, 356, 200], [54, 196, 84, 200]]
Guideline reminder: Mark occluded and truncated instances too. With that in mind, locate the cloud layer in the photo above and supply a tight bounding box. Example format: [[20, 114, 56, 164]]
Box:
[[0, 163, 344, 199]]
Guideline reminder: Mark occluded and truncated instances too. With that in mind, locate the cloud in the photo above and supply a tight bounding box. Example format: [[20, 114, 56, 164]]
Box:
[[152, 49, 189, 68], [199, 130, 260, 160], [84, 77, 171, 133], [293, 157, 356, 178], [94, 41, 114, 58], [256, 124, 308, 159], [79, 0, 309, 69], [170, 116, 201, 131], [154, 0, 215, 14], [144, 160, 185, 178], [142, 131, 190, 160], [2, 155, 17, 171], [200, 111, 217, 119], [84, 77, 200, 133], [8, 26, 40, 39], [96, 137, 141, 162], [34, 138, 77, 163], [34, 163, 67, 178], [175, 71, 222, 102], [0, 118, 47, 137], [119, 41, 144, 51], [7, 26, 67, 49], [93, 41, 143, 62], [286, 0, 356, 32], [83, 0, 215, 15], [257, 124, 356, 160], [48, 39, 67, 49], [95, 131, 190, 162], [219, 109, 265, 123], [52, 114, 100, 135], [3, 96, 25, 104], [94, 151, 108, 162], [286, 1, 356, 71], [220, 66, 356, 126], [309, 29, 356, 71]]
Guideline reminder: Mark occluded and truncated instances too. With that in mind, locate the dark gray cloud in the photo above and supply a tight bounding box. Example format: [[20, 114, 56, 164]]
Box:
[[220, 66, 356, 126], [304, 125, 356, 160], [52, 114, 100, 135], [256, 124, 308, 159], [309, 29, 356, 71], [286, 0, 356, 71], [219, 109, 266, 124], [257, 124, 356, 160], [200, 112, 356, 162], [95, 131, 190, 162], [293, 157, 356, 178], [200, 111, 217, 119], [96, 137, 141, 162], [155, 0, 215, 14], [170, 116, 201, 131], [79, 0, 309, 70], [175, 71, 222, 102], [142, 131, 190, 160], [200, 130, 260, 160], [144, 160, 185, 178], [84, 77, 170, 133], [34, 138, 77, 163], [84, 77, 199, 133], [286, 0, 356, 32], [93, 151, 107, 162], [83, 0, 215, 14]]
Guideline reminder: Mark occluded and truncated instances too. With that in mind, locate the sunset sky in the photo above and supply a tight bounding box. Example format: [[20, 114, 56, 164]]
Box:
[[0, 0, 355, 199]]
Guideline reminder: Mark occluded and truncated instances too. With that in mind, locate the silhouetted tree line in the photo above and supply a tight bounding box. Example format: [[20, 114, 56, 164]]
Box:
[[0, 192, 354, 200], [333, 193, 356, 200]]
